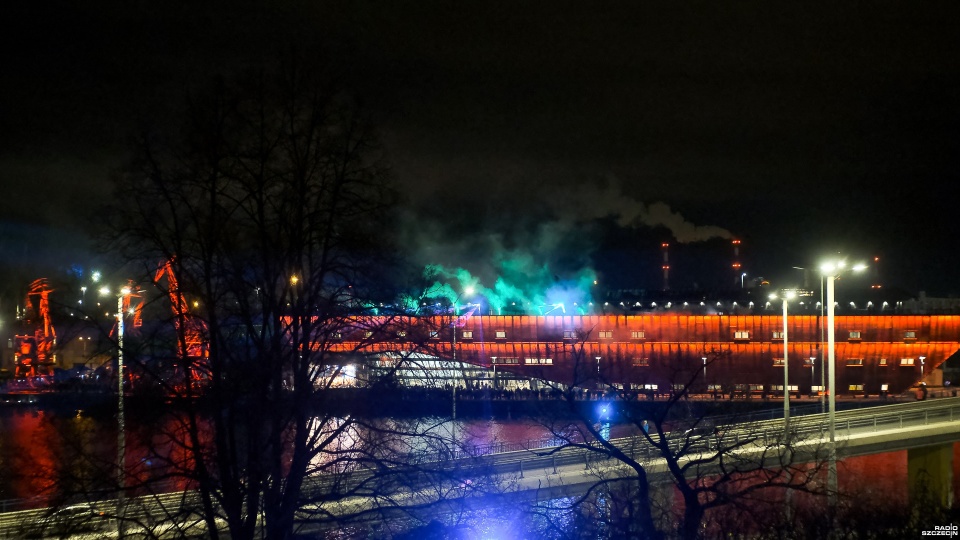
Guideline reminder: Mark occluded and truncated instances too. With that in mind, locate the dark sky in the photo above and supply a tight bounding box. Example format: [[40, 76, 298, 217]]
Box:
[[2, 1, 959, 300]]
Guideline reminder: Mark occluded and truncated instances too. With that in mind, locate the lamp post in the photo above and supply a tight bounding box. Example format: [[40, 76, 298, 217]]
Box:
[[821, 260, 866, 509], [101, 284, 132, 535], [741, 272, 747, 289], [810, 356, 817, 395], [771, 291, 795, 430], [451, 286, 476, 421], [794, 265, 826, 411], [702, 356, 707, 393]]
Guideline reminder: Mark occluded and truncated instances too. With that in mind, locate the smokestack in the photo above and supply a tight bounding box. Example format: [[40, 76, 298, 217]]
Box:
[[872, 256, 882, 289], [661, 242, 670, 291], [731, 239, 742, 286]]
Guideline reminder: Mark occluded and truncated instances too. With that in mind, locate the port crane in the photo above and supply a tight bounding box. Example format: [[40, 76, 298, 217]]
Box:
[[155, 259, 209, 382], [14, 278, 57, 377]]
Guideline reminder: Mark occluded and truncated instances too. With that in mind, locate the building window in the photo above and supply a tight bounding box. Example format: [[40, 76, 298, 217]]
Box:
[[772, 384, 799, 392], [900, 358, 915, 366], [880, 384, 889, 392], [333, 332, 342, 340], [812, 385, 825, 393], [495, 330, 507, 339], [365, 331, 373, 338], [631, 330, 646, 339], [734, 330, 751, 340], [773, 358, 785, 367], [524, 358, 553, 365], [462, 331, 473, 339], [396, 331, 406, 338], [803, 357, 814, 367], [849, 331, 861, 340], [748, 384, 764, 393], [562, 330, 576, 339], [849, 384, 864, 391], [632, 357, 650, 367], [642, 384, 658, 390], [772, 331, 785, 340], [493, 357, 518, 365], [707, 384, 723, 392], [904, 330, 917, 340], [599, 330, 613, 339], [846, 358, 864, 367], [429, 331, 439, 339]]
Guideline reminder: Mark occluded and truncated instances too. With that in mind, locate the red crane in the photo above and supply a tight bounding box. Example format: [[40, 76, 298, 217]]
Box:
[[14, 278, 57, 378], [155, 259, 208, 381]]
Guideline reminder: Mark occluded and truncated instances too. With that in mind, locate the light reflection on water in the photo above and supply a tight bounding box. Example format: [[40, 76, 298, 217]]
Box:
[[0, 406, 637, 505]]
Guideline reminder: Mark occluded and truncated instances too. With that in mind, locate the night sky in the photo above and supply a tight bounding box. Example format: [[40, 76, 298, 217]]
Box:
[[2, 2, 959, 302]]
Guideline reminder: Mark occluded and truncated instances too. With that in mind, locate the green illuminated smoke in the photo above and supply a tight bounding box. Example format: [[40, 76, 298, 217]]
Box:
[[423, 261, 597, 315]]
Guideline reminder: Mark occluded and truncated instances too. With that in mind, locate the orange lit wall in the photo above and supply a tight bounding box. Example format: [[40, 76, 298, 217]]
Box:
[[334, 315, 960, 395]]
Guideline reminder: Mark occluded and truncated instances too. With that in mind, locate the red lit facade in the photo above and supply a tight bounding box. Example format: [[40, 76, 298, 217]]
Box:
[[338, 315, 960, 396]]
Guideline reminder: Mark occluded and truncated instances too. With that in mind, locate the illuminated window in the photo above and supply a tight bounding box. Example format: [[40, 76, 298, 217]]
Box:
[[846, 358, 864, 367], [429, 331, 439, 339], [333, 332, 342, 340], [563, 330, 576, 339], [493, 357, 518, 365], [462, 331, 473, 339], [849, 384, 864, 391], [849, 331, 861, 340], [524, 358, 553, 365], [671, 384, 686, 391], [707, 384, 722, 392], [599, 330, 613, 339], [396, 331, 406, 338], [364, 331, 373, 338], [772, 385, 799, 392], [495, 330, 506, 339], [643, 384, 658, 390], [773, 358, 785, 367], [904, 330, 917, 340], [879, 358, 888, 366], [734, 330, 751, 340], [900, 358, 915, 366], [749, 384, 763, 393], [772, 331, 785, 340], [631, 331, 646, 339], [812, 385, 825, 393], [880, 384, 889, 392], [632, 357, 650, 367], [803, 357, 814, 367]]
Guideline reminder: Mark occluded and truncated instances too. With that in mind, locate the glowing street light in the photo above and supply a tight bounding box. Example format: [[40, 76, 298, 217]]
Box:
[[770, 291, 796, 432], [100, 283, 137, 535], [821, 259, 866, 508]]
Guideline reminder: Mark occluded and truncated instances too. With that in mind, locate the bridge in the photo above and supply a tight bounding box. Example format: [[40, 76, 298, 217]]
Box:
[[1, 398, 957, 538]]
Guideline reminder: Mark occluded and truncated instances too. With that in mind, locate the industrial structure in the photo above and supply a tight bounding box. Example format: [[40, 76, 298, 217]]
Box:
[[341, 314, 960, 397]]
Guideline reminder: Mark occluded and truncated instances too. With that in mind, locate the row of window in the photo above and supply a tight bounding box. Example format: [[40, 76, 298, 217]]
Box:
[[349, 329, 920, 341]]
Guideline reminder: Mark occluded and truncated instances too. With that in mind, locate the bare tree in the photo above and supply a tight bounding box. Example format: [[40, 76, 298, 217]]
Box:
[[96, 52, 462, 539], [523, 339, 830, 540]]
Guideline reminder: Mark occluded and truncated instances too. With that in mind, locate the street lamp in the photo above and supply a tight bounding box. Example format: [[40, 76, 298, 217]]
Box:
[[919, 356, 926, 382], [793, 265, 827, 412], [702, 356, 707, 392], [741, 272, 747, 289], [821, 260, 866, 508], [100, 283, 136, 534], [770, 291, 796, 431], [810, 356, 817, 396]]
